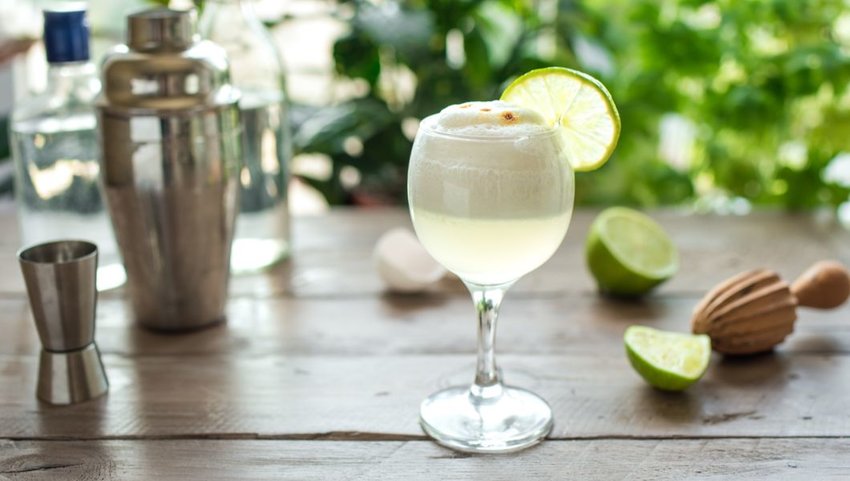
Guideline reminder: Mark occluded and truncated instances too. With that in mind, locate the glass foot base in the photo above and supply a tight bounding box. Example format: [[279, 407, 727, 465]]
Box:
[[419, 384, 553, 453]]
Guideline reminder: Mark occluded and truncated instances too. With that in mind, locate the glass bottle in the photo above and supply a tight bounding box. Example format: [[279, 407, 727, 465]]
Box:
[[10, 8, 125, 291], [199, 0, 292, 273]]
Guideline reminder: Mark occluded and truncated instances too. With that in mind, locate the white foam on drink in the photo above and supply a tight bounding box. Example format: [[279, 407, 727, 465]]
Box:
[[409, 100, 572, 219], [427, 100, 550, 138]]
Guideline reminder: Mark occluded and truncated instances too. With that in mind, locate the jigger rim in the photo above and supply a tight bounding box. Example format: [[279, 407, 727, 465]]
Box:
[[18, 240, 98, 266]]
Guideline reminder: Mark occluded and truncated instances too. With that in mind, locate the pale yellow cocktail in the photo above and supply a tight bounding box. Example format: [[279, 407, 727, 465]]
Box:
[[408, 101, 574, 286]]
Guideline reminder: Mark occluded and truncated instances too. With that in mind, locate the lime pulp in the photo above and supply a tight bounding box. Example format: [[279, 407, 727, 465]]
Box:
[[625, 325, 711, 391]]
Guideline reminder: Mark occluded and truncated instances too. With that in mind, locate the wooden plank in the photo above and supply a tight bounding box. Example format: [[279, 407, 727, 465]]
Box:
[[2, 294, 849, 357], [0, 208, 846, 297], [126, 208, 850, 297], [0, 352, 846, 439], [1, 438, 848, 480]]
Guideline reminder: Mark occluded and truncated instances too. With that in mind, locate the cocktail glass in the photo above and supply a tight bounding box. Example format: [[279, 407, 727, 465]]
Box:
[[408, 107, 574, 453]]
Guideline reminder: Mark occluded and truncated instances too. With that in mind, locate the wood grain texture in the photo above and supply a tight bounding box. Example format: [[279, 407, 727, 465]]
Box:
[[2, 294, 849, 357], [0, 352, 845, 439], [0, 206, 847, 297], [1, 439, 848, 481], [2, 204, 850, 478], [113, 208, 850, 297]]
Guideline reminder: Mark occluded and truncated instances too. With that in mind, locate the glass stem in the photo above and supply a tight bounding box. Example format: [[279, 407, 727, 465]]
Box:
[[466, 281, 513, 401]]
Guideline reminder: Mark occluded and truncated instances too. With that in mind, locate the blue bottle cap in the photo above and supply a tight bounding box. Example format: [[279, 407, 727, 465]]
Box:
[[43, 9, 90, 64]]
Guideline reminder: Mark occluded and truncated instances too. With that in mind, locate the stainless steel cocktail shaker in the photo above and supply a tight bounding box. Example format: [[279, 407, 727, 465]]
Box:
[[96, 9, 241, 330]]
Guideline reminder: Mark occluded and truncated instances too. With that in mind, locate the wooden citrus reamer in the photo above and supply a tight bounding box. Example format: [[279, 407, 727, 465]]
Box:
[[691, 261, 850, 355]]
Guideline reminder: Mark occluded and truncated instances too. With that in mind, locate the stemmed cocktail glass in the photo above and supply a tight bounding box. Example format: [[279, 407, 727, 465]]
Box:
[[408, 101, 574, 453]]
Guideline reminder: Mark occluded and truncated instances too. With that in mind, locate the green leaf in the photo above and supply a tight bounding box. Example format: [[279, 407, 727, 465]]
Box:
[[0, 116, 9, 160], [353, 2, 434, 63], [333, 33, 381, 87], [462, 27, 492, 91], [471, 1, 525, 70], [293, 99, 395, 155]]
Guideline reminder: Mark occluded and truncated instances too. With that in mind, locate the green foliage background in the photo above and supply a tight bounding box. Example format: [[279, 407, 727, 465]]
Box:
[[10, 0, 849, 210], [293, 0, 850, 209]]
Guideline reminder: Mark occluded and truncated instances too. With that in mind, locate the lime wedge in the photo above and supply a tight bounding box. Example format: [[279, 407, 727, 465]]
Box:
[[500, 67, 620, 172], [586, 207, 678, 297], [625, 325, 711, 391]]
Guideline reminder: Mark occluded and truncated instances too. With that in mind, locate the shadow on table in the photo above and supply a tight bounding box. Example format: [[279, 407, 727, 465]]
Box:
[[635, 388, 703, 424], [379, 291, 453, 315], [633, 352, 794, 425], [711, 351, 792, 387], [590, 294, 677, 325], [787, 335, 844, 353]]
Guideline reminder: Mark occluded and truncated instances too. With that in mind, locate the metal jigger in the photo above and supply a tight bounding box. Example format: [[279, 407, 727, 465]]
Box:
[[18, 240, 109, 405]]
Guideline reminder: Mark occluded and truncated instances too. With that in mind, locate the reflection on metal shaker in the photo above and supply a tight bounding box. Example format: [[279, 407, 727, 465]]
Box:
[[96, 9, 241, 330]]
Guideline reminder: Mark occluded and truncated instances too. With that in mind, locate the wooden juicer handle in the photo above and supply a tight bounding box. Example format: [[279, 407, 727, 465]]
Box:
[[791, 261, 850, 309]]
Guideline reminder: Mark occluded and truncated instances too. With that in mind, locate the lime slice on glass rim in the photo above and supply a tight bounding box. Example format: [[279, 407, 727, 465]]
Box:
[[500, 66, 621, 172], [625, 326, 711, 391], [586, 207, 679, 297]]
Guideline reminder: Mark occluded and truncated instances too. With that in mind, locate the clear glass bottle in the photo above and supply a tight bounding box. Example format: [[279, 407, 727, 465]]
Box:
[[199, 0, 292, 273], [10, 8, 125, 291]]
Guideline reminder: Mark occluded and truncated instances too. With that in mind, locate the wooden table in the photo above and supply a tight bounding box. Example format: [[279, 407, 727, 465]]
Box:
[[1, 206, 849, 479]]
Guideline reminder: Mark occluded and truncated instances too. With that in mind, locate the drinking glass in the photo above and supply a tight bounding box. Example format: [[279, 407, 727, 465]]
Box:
[[408, 114, 574, 452]]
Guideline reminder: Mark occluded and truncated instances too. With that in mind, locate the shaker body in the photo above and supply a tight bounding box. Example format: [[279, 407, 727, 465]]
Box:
[[97, 9, 242, 330], [98, 107, 241, 330]]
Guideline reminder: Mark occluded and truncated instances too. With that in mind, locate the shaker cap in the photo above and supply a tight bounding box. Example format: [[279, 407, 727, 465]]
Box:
[[43, 8, 90, 63], [128, 8, 195, 52], [98, 7, 238, 113]]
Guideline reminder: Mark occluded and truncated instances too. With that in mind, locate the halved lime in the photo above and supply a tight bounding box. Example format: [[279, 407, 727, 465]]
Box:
[[586, 207, 678, 297], [625, 325, 711, 391], [500, 66, 620, 172]]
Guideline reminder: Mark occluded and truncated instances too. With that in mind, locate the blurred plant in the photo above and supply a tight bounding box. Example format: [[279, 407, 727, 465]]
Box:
[[0, 0, 42, 197], [8, 0, 850, 210], [293, 0, 572, 204], [293, 0, 850, 210], [578, 0, 850, 209]]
